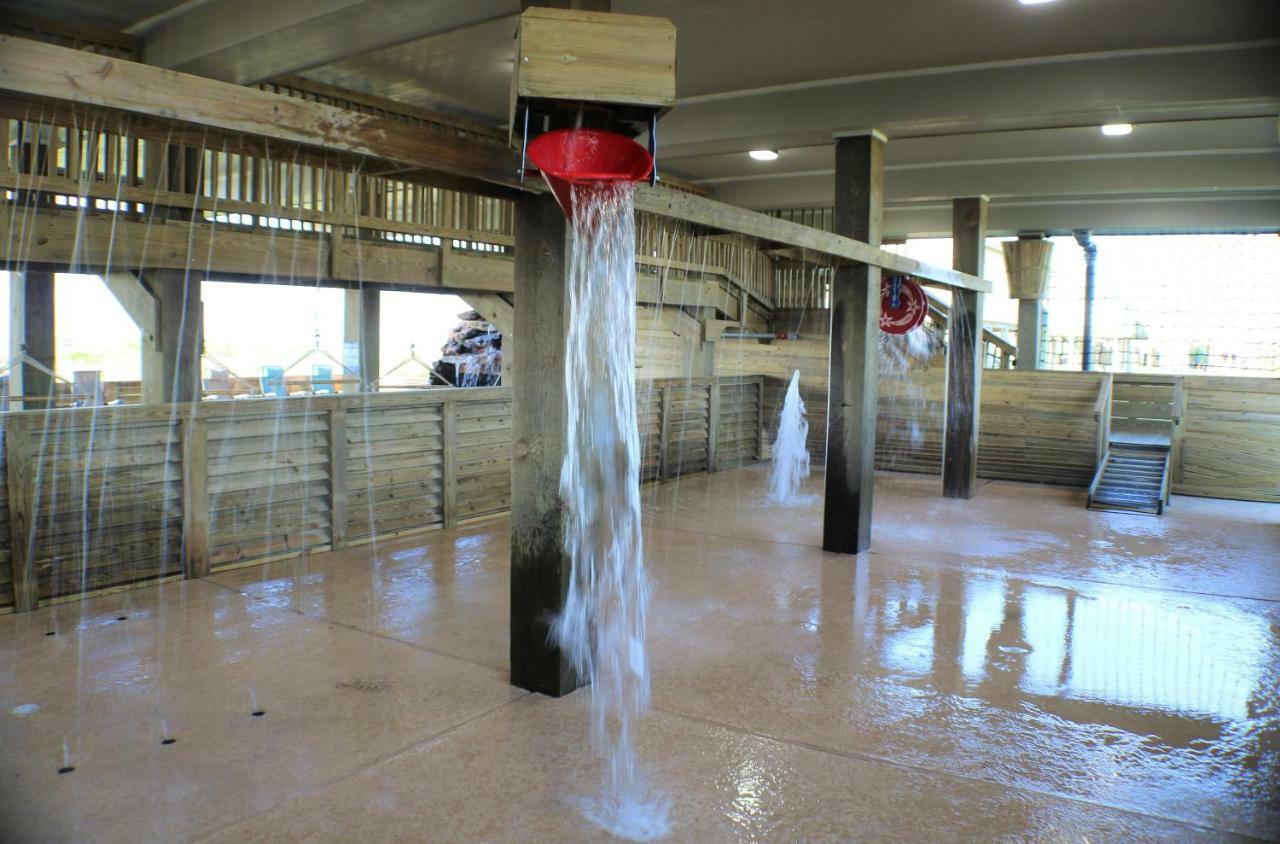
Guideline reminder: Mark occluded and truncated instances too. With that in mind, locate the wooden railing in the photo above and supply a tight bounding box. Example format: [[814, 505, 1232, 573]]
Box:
[[0, 376, 765, 612]]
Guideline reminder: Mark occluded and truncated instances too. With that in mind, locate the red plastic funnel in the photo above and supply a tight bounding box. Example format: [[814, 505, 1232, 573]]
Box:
[[527, 128, 653, 219]]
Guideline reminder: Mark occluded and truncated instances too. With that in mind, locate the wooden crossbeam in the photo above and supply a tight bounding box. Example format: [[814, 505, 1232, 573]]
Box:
[[634, 185, 991, 294]]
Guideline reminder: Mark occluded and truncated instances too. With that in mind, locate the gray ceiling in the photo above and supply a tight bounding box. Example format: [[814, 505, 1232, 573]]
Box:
[[8, 0, 1280, 235]]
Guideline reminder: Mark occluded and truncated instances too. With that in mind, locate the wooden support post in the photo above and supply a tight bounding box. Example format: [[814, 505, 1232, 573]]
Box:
[[658, 386, 673, 481], [9, 269, 56, 411], [329, 406, 349, 549], [823, 132, 884, 554], [944, 196, 988, 500], [145, 270, 203, 403], [353, 286, 381, 391], [5, 422, 36, 611], [442, 401, 458, 527], [756, 377, 766, 462], [102, 271, 164, 402], [707, 379, 721, 472], [510, 191, 579, 697], [1016, 299, 1043, 371], [181, 414, 210, 578]]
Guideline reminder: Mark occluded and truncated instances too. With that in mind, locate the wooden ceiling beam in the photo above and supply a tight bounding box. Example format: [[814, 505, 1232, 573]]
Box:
[[634, 185, 991, 293]]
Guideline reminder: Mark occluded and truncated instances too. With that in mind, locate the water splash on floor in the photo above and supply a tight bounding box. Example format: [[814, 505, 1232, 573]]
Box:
[[769, 370, 813, 504], [552, 183, 670, 840]]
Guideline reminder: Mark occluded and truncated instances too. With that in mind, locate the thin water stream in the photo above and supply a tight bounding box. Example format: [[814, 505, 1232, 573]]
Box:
[[769, 369, 811, 504]]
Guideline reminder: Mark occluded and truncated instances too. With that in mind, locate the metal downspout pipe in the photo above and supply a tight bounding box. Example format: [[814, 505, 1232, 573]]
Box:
[[1073, 230, 1097, 371]]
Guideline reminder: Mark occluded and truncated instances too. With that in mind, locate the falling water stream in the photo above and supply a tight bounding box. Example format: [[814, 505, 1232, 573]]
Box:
[[552, 183, 669, 840], [769, 369, 812, 504]]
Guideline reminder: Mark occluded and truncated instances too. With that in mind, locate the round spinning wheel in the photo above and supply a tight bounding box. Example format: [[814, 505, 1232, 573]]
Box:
[[880, 276, 927, 334]]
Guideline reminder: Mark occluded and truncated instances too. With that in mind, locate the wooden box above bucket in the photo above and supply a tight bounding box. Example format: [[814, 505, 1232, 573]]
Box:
[[511, 7, 677, 119]]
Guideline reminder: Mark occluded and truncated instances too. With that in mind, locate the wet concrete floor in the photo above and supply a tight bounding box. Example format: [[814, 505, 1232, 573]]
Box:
[[1, 466, 1277, 841]]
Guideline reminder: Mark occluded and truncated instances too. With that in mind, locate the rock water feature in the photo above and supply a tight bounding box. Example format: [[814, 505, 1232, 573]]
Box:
[[769, 370, 813, 504], [552, 182, 670, 840]]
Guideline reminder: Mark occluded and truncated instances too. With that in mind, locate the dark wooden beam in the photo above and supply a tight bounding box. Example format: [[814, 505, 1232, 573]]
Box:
[[8, 269, 56, 411], [0, 36, 522, 196], [943, 196, 988, 499], [509, 191, 579, 696], [144, 270, 203, 404], [823, 132, 883, 554]]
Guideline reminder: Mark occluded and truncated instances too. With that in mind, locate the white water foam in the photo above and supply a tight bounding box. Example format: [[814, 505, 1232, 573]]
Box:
[[552, 182, 670, 840], [769, 369, 814, 504]]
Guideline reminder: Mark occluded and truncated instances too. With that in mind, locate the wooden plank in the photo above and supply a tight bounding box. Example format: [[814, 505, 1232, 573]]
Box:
[[943, 196, 988, 499], [329, 407, 348, 550], [510, 190, 577, 697], [514, 8, 676, 109], [0, 36, 522, 195], [181, 415, 210, 578], [442, 400, 458, 528], [5, 423, 36, 611], [633, 185, 989, 294], [824, 133, 882, 554]]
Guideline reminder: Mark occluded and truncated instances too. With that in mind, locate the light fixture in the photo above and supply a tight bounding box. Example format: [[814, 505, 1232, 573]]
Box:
[[1100, 123, 1133, 136], [1018, 0, 1057, 4], [748, 149, 779, 161]]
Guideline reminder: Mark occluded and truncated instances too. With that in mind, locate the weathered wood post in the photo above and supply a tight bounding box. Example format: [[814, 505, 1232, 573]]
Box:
[[343, 287, 380, 392], [943, 196, 988, 499], [8, 269, 56, 411], [145, 270, 203, 403], [510, 191, 580, 696], [824, 131, 884, 554]]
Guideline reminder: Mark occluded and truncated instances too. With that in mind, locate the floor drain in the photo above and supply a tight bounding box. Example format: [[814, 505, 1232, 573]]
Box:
[[161, 738, 176, 745], [45, 631, 55, 637], [116, 616, 128, 621], [251, 710, 265, 717], [57, 766, 74, 774]]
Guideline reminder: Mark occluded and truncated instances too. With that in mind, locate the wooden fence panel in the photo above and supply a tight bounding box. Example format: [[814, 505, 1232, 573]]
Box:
[[453, 398, 512, 522], [1177, 376, 1280, 502], [207, 405, 332, 568], [716, 378, 764, 469], [345, 400, 445, 539]]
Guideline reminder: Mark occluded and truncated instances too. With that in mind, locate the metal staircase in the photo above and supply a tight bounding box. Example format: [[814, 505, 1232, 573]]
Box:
[[1088, 443, 1171, 515]]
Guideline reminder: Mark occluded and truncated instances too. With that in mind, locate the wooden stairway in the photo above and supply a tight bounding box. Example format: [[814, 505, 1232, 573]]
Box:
[[1088, 443, 1171, 515]]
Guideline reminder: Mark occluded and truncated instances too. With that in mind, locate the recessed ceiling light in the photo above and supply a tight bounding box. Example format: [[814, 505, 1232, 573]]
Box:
[[1100, 123, 1133, 136], [1018, 0, 1056, 5], [748, 149, 779, 161]]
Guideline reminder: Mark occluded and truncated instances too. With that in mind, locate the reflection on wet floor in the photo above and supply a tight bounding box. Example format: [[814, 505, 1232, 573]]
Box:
[[1, 465, 1277, 840]]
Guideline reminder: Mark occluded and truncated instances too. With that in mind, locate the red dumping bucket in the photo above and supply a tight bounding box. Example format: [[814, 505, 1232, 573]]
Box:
[[880, 276, 928, 334], [526, 129, 654, 219]]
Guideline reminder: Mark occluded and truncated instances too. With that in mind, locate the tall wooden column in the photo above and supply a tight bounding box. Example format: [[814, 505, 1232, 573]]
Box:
[[8, 269, 56, 411], [943, 196, 988, 499], [510, 191, 580, 696], [145, 270, 203, 404], [823, 131, 884, 554], [343, 287, 380, 392]]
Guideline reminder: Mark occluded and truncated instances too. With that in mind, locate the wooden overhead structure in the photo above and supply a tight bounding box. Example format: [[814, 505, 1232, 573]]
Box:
[[0, 35, 988, 297]]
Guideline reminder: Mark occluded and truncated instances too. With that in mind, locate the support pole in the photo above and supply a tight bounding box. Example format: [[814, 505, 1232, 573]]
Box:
[[823, 131, 884, 554], [8, 269, 56, 411], [102, 271, 164, 402], [1074, 230, 1097, 371], [144, 270, 203, 403], [509, 191, 580, 697], [1016, 299, 1043, 370], [1003, 234, 1052, 372], [343, 287, 380, 392], [943, 196, 988, 499]]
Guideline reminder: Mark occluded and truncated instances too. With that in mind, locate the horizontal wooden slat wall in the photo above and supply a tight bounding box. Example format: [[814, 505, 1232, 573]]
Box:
[[207, 405, 332, 569], [0, 380, 763, 611], [877, 369, 946, 475], [453, 398, 512, 521], [977, 371, 1109, 487], [1176, 376, 1280, 503], [15, 410, 184, 603], [716, 379, 764, 469], [345, 399, 445, 541]]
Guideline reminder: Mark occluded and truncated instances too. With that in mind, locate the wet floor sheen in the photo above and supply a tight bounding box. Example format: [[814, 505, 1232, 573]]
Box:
[[1, 465, 1277, 841]]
